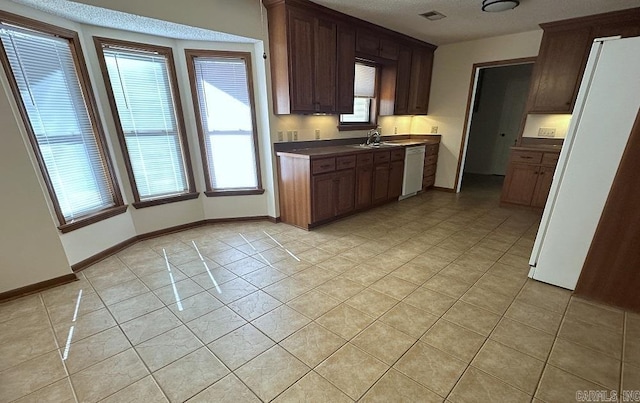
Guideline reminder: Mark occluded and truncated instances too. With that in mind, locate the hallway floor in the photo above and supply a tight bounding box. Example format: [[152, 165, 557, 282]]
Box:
[[1, 183, 638, 402]]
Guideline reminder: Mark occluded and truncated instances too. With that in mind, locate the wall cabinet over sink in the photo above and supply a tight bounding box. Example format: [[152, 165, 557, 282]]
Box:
[[263, 0, 436, 116]]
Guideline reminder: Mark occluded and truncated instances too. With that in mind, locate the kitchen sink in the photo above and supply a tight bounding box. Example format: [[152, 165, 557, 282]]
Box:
[[347, 142, 402, 149]]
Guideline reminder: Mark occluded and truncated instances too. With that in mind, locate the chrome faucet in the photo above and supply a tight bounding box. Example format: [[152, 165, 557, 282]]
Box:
[[366, 127, 382, 145]]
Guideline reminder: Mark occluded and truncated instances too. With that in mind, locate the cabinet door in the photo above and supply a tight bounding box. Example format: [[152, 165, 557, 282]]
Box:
[[379, 38, 399, 60], [314, 18, 337, 113], [356, 30, 379, 56], [335, 169, 356, 215], [312, 172, 335, 223], [388, 160, 404, 200], [372, 163, 390, 204], [288, 10, 316, 113], [531, 166, 555, 208], [529, 28, 592, 113], [355, 164, 373, 209], [408, 46, 433, 115], [336, 25, 356, 114], [394, 46, 412, 115], [501, 163, 539, 205]]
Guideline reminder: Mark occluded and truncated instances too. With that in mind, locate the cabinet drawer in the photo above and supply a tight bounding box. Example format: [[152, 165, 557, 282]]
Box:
[[424, 155, 437, 166], [424, 164, 436, 177], [425, 144, 439, 156], [336, 155, 356, 170], [542, 152, 560, 166], [357, 153, 373, 166], [423, 174, 435, 188], [311, 157, 336, 174], [511, 150, 543, 164], [390, 149, 405, 161], [374, 151, 390, 164]]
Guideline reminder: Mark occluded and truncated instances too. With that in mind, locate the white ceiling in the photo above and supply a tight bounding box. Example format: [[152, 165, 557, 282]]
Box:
[[11, 0, 256, 43], [310, 0, 640, 45]]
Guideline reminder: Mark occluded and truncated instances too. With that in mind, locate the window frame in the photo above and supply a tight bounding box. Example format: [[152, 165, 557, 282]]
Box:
[[338, 60, 380, 132], [0, 11, 126, 233], [93, 37, 198, 208], [184, 49, 263, 197]]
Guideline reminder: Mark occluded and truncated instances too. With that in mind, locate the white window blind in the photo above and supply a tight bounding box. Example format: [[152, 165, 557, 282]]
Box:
[[192, 55, 259, 190], [0, 24, 118, 222], [341, 62, 377, 124], [102, 46, 189, 200]]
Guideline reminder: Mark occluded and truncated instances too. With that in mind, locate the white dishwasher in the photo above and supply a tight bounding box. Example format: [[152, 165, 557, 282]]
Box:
[[400, 145, 426, 200]]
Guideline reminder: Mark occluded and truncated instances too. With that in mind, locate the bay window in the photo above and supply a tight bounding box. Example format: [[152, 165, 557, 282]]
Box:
[[0, 12, 124, 232], [94, 38, 196, 207], [185, 50, 262, 196]]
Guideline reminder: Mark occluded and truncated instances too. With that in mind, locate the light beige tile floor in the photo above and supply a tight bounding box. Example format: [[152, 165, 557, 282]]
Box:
[[0, 178, 635, 402]]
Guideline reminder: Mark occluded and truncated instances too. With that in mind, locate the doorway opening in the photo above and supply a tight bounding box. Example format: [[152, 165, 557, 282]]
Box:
[[455, 58, 535, 193]]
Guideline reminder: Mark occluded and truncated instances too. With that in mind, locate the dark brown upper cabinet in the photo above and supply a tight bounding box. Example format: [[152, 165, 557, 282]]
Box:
[[265, 2, 349, 114], [263, 0, 436, 116], [527, 7, 640, 114], [356, 29, 399, 60]]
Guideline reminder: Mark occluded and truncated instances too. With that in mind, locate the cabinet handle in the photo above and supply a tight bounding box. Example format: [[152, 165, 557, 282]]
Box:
[[521, 156, 533, 159], [540, 172, 545, 176], [320, 164, 331, 169]]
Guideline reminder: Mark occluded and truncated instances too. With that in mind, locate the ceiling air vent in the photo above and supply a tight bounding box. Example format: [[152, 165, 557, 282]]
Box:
[[420, 11, 446, 21]]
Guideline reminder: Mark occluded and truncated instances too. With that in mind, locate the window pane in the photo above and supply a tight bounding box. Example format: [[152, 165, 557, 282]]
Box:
[[192, 55, 259, 190], [340, 97, 371, 123], [102, 46, 189, 200], [0, 25, 117, 221], [354, 63, 376, 97]]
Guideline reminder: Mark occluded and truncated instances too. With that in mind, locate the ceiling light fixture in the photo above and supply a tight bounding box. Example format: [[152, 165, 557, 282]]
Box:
[[420, 11, 446, 21], [481, 0, 520, 12]]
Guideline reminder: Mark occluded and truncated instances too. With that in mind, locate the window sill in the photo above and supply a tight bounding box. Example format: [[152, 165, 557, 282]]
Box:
[[132, 192, 200, 209], [58, 205, 128, 233], [205, 189, 265, 197], [338, 124, 377, 132]]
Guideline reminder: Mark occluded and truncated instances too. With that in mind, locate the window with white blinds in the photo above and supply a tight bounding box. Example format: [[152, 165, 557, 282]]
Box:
[[188, 51, 261, 192], [340, 62, 378, 124], [0, 22, 120, 225], [98, 41, 193, 202]]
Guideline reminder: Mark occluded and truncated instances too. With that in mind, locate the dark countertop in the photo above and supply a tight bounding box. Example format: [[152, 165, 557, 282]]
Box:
[[276, 138, 440, 159], [512, 144, 562, 153]]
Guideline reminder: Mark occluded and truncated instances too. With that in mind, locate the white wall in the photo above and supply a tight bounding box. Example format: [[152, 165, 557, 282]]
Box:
[[411, 30, 544, 189]]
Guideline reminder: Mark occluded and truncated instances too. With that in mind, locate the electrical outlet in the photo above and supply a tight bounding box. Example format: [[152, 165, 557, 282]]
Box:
[[431, 126, 438, 134], [277, 131, 283, 141], [394, 126, 398, 134], [315, 129, 320, 140], [538, 127, 557, 138], [293, 130, 298, 141], [286, 131, 293, 141]]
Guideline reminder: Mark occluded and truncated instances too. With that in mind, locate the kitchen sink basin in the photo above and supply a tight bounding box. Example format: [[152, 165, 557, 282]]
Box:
[[347, 142, 402, 149]]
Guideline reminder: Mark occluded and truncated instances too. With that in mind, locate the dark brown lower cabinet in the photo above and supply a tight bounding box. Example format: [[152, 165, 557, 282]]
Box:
[[311, 172, 335, 222], [372, 163, 390, 204], [335, 169, 355, 215], [388, 160, 404, 199], [355, 164, 373, 209], [501, 148, 560, 208]]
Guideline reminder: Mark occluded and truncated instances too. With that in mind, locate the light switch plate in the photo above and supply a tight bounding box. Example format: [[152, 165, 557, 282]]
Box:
[[431, 126, 438, 134], [287, 131, 293, 141], [293, 131, 298, 141], [277, 131, 283, 141], [315, 129, 320, 140], [538, 127, 557, 138]]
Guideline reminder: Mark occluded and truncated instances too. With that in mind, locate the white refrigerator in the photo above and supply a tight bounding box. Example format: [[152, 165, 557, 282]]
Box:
[[528, 35, 640, 290]]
